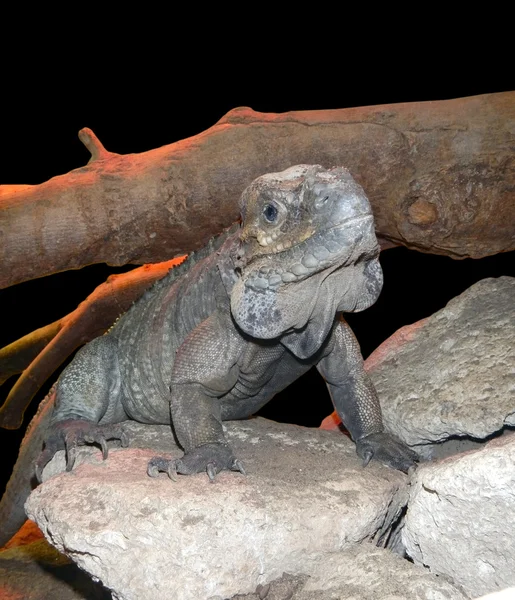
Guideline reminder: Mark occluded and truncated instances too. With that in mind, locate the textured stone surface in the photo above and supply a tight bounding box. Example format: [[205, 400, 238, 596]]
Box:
[[476, 590, 515, 600], [227, 545, 467, 599], [369, 277, 515, 452], [290, 544, 468, 600], [403, 433, 515, 597], [26, 418, 408, 600]]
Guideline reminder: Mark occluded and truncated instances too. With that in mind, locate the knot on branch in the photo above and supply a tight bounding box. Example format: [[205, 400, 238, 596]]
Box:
[[78, 128, 115, 163]]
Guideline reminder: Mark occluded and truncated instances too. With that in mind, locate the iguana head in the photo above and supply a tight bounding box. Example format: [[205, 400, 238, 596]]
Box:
[[227, 165, 383, 358]]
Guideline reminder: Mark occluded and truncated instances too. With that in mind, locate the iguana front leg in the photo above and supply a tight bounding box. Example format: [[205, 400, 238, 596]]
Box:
[[317, 318, 418, 473], [148, 312, 246, 481], [147, 384, 245, 481]]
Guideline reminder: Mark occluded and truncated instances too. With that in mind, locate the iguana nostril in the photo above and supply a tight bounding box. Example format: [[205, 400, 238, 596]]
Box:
[[315, 195, 330, 210]]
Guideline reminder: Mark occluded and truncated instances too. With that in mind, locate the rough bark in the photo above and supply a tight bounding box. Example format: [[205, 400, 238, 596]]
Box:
[[1, 92, 513, 289]]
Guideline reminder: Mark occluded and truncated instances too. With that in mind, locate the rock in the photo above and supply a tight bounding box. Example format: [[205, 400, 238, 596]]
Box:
[[227, 545, 467, 599], [0, 537, 111, 599], [403, 433, 515, 598], [322, 277, 515, 459], [228, 572, 310, 600], [26, 418, 408, 600], [299, 544, 468, 599], [377, 277, 515, 453], [317, 276, 515, 597], [475, 590, 515, 600]]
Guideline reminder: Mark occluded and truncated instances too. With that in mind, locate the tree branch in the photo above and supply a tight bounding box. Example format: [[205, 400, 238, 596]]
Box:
[[1, 92, 513, 289], [78, 127, 116, 163], [0, 321, 62, 386]]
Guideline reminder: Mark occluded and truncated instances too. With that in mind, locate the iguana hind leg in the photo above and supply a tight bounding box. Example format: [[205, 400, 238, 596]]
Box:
[[37, 335, 127, 479], [150, 314, 246, 481]]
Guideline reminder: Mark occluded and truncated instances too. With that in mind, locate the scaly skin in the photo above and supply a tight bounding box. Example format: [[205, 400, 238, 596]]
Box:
[[0, 165, 418, 546]]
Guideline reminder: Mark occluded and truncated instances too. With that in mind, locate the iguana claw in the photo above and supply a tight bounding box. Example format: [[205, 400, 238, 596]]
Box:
[[36, 419, 129, 483], [356, 432, 419, 474], [66, 444, 77, 472], [232, 458, 246, 476], [82, 435, 108, 460], [206, 462, 217, 482], [35, 448, 55, 483], [361, 449, 373, 468], [147, 456, 177, 481]]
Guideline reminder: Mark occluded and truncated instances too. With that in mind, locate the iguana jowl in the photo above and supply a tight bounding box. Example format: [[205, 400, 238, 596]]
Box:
[[0, 165, 417, 545]]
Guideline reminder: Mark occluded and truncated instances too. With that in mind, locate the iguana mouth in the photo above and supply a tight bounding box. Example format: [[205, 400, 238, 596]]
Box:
[[239, 214, 378, 292], [245, 213, 375, 265]]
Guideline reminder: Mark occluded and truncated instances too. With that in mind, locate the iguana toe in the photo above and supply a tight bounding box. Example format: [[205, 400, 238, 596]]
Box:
[[356, 432, 419, 474], [147, 456, 177, 480]]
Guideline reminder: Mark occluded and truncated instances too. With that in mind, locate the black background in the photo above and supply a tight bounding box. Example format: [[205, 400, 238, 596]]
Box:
[[1, 44, 513, 498]]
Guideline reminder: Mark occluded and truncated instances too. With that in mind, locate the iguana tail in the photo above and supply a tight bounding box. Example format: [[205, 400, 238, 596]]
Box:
[[0, 387, 55, 547]]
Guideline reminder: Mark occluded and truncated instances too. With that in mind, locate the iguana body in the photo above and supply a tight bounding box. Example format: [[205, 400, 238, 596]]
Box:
[[0, 165, 417, 546]]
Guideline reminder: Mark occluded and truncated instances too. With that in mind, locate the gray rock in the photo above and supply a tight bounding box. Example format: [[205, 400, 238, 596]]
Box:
[[228, 572, 310, 600], [299, 545, 468, 599], [227, 545, 467, 599], [475, 590, 515, 600], [403, 433, 515, 597], [300, 544, 466, 600], [26, 418, 408, 600], [368, 277, 515, 454]]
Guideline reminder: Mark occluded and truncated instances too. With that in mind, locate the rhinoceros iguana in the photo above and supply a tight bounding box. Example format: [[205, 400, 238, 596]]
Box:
[[0, 164, 417, 546]]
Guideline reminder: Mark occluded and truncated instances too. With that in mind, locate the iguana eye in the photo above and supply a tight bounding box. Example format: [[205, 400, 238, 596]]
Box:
[[263, 204, 278, 223]]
